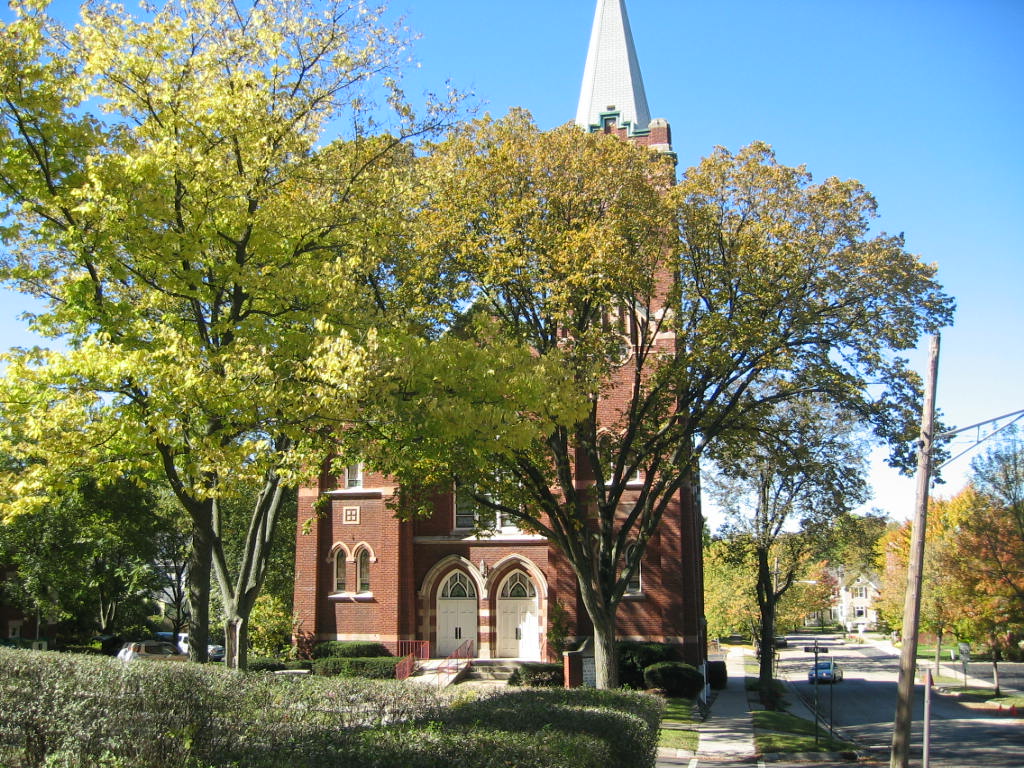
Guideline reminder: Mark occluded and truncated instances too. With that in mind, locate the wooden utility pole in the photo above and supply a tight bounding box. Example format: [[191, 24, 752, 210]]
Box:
[[890, 334, 940, 768]]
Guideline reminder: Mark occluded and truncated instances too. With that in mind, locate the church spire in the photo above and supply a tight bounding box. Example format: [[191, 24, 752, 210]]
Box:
[[575, 0, 651, 136]]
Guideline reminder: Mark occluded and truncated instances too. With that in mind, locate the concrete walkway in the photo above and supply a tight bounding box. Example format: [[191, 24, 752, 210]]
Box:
[[657, 647, 757, 765]]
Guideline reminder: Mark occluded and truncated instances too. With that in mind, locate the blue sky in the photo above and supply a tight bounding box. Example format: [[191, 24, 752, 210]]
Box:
[[399, 0, 1023, 520], [2, 0, 1022, 519]]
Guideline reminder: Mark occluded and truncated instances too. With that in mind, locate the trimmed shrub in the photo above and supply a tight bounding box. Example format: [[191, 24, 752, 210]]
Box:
[[441, 688, 663, 768], [0, 648, 660, 768], [248, 657, 286, 673], [60, 645, 104, 656], [617, 641, 679, 688], [643, 661, 704, 698], [341, 724, 612, 768], [312, 640, 393, 659], [313, 656, 402, 679], [284, 659, 314, 672], [706, 660, 728, 690], [508, 661, 563, 687]]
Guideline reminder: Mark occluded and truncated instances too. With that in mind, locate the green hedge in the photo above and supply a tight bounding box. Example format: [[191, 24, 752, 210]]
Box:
[[706, 660, 728, 689], [312, 640, 393, 659], [643, 661, 704, 698], [313, 656, 403, 678], [507, 661, 563, 687], [442, 688, 663, 768], [0, 648, 661, 768], [617, 641, 679, 688], [248, 657, 287, 672]]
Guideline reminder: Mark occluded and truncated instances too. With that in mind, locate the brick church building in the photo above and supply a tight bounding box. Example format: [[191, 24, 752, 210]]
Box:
[[293, 0, 706, 668]]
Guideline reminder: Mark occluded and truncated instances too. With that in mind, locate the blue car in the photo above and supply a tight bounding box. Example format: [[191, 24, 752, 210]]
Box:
[[808, 660, 843, 683]]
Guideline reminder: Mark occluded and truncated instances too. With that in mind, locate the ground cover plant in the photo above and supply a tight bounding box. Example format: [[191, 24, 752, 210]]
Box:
[[0, 648, 662, 768]]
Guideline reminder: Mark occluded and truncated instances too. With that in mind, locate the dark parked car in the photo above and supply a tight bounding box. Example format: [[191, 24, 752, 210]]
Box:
[[808, 659, 843, 683]]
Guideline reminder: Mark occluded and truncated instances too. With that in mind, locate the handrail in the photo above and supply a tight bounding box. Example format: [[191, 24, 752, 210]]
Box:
[[437, 638, 474, 688], [395, 652, 417, 681]]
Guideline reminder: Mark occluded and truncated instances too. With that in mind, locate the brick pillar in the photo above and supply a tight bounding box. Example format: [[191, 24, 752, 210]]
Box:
[[293, 484, 323, 644]]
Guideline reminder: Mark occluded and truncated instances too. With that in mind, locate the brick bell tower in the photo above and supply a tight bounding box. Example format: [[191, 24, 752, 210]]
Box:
[[291, 0, 708, 671], [575, 0, 706, 667]]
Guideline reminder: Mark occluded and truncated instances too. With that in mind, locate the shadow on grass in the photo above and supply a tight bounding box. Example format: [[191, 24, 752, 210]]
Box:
[[752, 711, 857, 755]]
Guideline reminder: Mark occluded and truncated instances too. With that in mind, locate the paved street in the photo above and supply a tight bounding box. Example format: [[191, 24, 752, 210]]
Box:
[[777, 633, 1024, 768]]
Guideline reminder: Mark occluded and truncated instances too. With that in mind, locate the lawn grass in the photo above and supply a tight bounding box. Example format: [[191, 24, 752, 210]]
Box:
[[659, 727, 699, 751], [658, 696, 698, 752], [752, 710, 856, 754], [661, 697, 695, 723], [992, 695, 1024, 708]]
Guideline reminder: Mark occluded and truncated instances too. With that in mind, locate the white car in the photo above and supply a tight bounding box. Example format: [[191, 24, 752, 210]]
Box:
[[116, 641, 187, 662]]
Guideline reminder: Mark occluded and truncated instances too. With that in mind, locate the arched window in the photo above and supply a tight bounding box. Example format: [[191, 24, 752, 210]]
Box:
[[334, 550, 347, 593], [624, 543, 642, 595], [357, 548, 371, 593], [441, 571, 477, 599], [500, 571, 536, 599]]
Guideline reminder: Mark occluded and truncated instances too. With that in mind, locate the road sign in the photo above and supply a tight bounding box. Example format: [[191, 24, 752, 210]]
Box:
[[804, 646, 830, 653]]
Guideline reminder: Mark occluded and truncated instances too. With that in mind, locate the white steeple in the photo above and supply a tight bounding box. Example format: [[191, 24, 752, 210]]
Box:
[[575, 0, 652, 135]]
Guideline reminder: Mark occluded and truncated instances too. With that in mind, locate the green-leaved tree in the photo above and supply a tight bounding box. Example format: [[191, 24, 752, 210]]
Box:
[[0, 0, 454, 667]]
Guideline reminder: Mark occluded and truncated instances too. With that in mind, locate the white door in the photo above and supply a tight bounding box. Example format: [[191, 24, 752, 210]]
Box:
[[436, 571, 478, 657], [496, 571, 540, 659]]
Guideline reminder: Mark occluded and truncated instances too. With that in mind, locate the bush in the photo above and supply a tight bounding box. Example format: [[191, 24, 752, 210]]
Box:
[[313, 656, 402, 679], [706, 660, 728, 690], [248, 657, 286, 673], [60, 645, 104, 656], [507, 662, 563, 687], [0, 648, 661, 768], [617, 642, 679, 688], [284, 659, 313, 672], [643, 662, 704, 698], [312, 641, 393, 659], [441, 688, 662, 768], [248, 594, 294, 659]]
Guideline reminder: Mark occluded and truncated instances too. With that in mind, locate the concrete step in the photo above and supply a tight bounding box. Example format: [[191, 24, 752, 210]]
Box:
[[461, 660, 526, 681]]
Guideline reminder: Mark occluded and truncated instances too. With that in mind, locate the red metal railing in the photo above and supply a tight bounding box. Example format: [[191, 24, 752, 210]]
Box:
[[395, 653, 417, 681], [436, 638, 474, 688], [383, 640, 430, 660]]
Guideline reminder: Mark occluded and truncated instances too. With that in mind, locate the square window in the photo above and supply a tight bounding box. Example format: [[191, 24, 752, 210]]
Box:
[[342, 506, 360, 525]]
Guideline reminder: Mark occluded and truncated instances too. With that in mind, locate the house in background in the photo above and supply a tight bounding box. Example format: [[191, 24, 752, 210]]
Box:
[[293, 0, 706, 668], [836, 571, 882, 632], [804, 568, 882, 632]]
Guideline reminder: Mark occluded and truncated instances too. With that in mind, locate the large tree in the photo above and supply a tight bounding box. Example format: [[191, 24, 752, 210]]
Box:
[[941, 436, 1024, 690], [0, 472, 163, 640], [709, 398, 871, 694], [340, 114, 953, 687], [0, 0, 453, 667]]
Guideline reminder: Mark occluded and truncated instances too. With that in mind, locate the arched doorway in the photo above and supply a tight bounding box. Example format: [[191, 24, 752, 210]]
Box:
[[496, 570, 540, 659], [436, 570, 478, 657]]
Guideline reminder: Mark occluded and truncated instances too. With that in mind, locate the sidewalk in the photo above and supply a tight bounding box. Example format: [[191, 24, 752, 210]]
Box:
[[657, 647, 756, 765]]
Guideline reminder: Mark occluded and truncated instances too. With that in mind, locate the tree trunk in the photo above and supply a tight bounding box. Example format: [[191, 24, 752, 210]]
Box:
[[187, 522, 212, 663], [934, 629, 943, 676], [223, 614, 249, 670], [755, 548, 778, 702], [591, 609, 620, 689]]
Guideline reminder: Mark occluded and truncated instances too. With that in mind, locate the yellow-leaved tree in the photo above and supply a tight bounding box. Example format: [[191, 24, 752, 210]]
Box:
[[0, 0, 456, 667]]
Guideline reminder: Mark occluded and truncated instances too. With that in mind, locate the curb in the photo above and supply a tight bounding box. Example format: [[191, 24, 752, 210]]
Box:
[[658, 748, 862, 763], [760, 750, 861, 763]]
